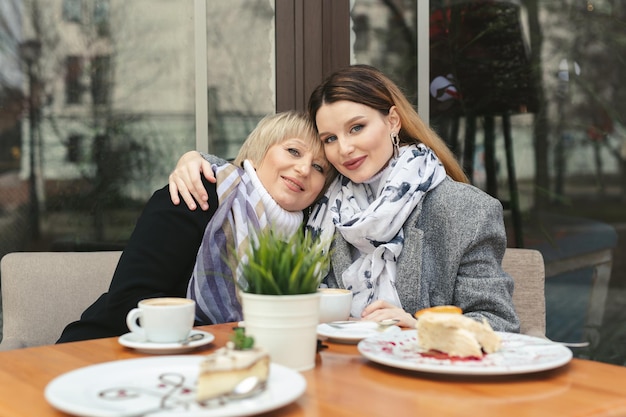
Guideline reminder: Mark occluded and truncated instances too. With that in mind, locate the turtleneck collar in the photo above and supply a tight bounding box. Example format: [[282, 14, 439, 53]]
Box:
[[243, 160, 303, 236]]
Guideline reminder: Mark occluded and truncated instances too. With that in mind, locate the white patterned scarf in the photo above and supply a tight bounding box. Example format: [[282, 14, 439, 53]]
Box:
[[187, 160, 303, 324], [306, 144, 447, 317]]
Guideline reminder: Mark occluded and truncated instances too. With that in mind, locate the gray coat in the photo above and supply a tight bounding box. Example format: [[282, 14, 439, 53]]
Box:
[[324, 177, 520, 333]]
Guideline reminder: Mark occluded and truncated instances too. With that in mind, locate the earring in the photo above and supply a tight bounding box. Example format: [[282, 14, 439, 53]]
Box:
[[390, 132, 400, 158]]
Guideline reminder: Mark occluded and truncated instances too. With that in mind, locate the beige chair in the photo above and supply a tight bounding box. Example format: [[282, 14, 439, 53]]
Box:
[[0, 248, 544, 350], [0, 251, 122, 350], [502, 248, 546, 338]]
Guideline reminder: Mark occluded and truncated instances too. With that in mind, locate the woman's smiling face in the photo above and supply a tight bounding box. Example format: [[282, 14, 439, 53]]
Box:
[[255, 137, 328, 212], [315, 100, 400, 183]]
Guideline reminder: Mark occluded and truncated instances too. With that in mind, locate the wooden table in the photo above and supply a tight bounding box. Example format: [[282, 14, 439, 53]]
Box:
[[1, 323, 626, 416]]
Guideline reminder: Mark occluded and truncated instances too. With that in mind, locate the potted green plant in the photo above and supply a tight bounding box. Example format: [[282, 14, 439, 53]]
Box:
[[238, 228, 326, 295], [234, 227, 329, 371]]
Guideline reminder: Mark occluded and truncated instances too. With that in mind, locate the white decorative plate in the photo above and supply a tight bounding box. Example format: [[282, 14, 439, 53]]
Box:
[[45, 356, 305, 417], [317, 321, 402, 344], [358, 330, 573, 375], [118, 329, 215, 354]]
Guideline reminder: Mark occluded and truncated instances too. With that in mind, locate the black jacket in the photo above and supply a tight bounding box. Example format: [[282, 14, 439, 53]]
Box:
[[57, 178, 218, 342]]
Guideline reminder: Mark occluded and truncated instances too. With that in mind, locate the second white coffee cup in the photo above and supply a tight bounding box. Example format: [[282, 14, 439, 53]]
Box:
[[318, 288, 353, 323], [126, 297, 195, 343]]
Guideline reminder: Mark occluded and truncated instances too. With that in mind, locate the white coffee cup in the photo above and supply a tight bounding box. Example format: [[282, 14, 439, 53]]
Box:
[[126, 297, 195, 343], [318, 288, 352, 323]]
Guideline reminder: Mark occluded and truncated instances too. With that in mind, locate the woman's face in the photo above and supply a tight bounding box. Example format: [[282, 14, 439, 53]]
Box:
[[315, 100, 400, 183], [255, 138, 328, 212]]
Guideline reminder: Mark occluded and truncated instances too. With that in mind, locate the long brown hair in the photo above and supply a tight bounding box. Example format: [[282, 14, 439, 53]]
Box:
[[308, 64, 468, 183]]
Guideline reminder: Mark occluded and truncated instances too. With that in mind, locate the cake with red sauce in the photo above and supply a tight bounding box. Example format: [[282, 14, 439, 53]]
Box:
[[416, 311, 501, 358]]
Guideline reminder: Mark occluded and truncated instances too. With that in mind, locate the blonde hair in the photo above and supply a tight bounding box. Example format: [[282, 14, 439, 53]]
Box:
[[233, 111, 337, 197], [308, 65, 468, 183]]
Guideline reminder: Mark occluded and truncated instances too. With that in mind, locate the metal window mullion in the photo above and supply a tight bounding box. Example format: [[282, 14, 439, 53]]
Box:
[[417, 0, 429, 125], [194, 0, 209, 152]]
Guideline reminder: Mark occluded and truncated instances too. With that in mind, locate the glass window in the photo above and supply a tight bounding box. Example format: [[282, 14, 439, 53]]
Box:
[[94, 0, 110, 37], [62, 0, 83, 23], [349, 0, 626, 365], [352, 14, 370, 53], [90, 55, 110, 105], [66, 134, 84, 163], [205, 1, 276, 159], [0, 123, 21, 174], [350, 0, 418, 101], [65, 56, 83, 104], [93, 0, 109, 24], [0, 0, 276, 257], [3, 1, 201, 251]]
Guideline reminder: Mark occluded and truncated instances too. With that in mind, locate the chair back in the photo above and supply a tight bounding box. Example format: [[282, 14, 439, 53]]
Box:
[[502, 248, 546, 337], [0, 251, 121, 350], [0, 249, 545, 348]]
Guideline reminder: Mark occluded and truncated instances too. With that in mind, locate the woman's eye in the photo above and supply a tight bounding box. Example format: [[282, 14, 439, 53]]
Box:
[[323, 135, 337, 144], [312, 163, 325, 173], [287, 148, 300, 156], [350, 124, 363, 134]]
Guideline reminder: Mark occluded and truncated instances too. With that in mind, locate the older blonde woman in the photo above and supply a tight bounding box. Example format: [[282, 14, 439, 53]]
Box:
[[58, 111, 332, 342]]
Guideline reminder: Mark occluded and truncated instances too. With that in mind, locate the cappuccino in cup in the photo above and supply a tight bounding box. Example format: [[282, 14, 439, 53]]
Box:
[[126, 297, 195, 343]]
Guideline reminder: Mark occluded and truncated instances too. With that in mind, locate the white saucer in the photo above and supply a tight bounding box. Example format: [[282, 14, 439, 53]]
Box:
[[317, 321, 402, 344], [118, 329, 214, 354]]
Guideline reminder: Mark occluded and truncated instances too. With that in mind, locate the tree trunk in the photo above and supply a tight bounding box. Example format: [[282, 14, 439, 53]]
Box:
[[524, 0, 550, 210]]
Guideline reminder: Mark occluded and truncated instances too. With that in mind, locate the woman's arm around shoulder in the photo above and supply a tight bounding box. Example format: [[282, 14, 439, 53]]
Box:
[[168, 151, 226, 210]]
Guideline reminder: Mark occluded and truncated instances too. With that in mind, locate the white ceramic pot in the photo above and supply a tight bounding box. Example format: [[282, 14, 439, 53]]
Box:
[[240, 291, 321, 371]]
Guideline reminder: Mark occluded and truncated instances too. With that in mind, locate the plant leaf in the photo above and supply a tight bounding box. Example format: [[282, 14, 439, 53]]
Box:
[[230, 227, 329, 295]]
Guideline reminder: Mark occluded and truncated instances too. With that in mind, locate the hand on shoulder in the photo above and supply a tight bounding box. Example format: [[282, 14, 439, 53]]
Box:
[[168, 151, 216, 210]]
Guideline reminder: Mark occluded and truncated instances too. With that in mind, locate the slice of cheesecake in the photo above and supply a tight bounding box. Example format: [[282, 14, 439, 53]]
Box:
[[416, 312, 501, 358], [196, 342, 270, 401]]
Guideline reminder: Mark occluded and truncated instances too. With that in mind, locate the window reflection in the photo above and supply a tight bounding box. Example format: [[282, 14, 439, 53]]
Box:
[[205, 0, 275, 159], [91, 55, 111, 105], [62, 0, 83, 23], [2, 1, 203, 249], [351, 0, 418, 104], [93, 0, 110, 37], [65, 56, 83, 105], [0, 0, 277, 254], [348, 0, 626, 365]]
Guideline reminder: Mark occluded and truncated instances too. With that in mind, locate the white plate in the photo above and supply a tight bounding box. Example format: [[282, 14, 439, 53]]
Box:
[[45, 356, 306, 417], [317, 322, 402, 344], [118, 330, 215, 354], [357, 330, 573, 375]]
